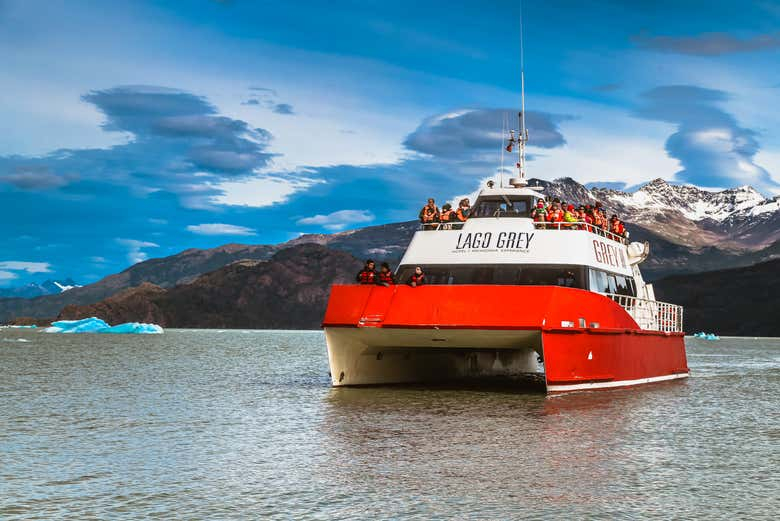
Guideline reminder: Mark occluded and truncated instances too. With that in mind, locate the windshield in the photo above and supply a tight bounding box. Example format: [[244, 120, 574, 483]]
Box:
[[470, 196, 532, 218]]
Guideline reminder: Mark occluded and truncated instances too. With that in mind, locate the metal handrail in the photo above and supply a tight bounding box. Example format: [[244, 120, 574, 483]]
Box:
[[535, 221, 628, 244], [604, 293, 684, 333], [420, 222, 466, 231]]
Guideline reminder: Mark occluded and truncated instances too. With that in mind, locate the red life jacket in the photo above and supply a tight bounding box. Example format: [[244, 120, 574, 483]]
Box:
[[378, 271, 394, 284], [358, 269, 376, 284], [440, 209, 454, 222], [410, 273, 424, 285]]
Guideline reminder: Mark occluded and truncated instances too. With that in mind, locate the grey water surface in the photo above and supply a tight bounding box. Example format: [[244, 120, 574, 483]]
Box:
[[1, 330, 778, 520]]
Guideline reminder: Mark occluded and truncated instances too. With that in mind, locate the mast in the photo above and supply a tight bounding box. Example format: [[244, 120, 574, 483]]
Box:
[[517, 0, 528, 185], [505, 0, 529, 188]]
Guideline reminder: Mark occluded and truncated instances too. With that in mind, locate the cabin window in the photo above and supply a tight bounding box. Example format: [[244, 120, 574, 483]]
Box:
[[396, 264, 586, 288], [469, 196, 532, 218], [587, 268, 637, 297]]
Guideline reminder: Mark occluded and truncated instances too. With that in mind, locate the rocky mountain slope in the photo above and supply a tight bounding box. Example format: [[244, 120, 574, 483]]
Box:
[[653, 258, 780, 337], [57, 244, 362, 329], [535, 177, 780, 251], [2, 177, 778, 323], [0, 244, 276, 321]]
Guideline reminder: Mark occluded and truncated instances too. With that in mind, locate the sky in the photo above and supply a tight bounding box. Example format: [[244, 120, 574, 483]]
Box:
[[2, 0, 780, 286]]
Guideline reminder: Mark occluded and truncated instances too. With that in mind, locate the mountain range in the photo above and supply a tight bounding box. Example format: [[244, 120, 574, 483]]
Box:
[[2, 177, 778, 331], [0, 278, 81, 299]]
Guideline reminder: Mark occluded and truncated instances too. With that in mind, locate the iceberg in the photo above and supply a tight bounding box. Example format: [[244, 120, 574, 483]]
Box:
[[44, 317, 163, 334], [693, 332, 720, 341]]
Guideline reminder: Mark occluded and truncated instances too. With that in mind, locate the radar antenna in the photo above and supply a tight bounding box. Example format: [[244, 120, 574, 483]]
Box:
[[506, 1, 529, 188]]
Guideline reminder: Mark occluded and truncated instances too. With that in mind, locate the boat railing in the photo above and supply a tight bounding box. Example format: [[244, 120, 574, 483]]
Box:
[[535, 221, 628, 244], [420, 222, 466, 231], [605, 293, 684, 333]]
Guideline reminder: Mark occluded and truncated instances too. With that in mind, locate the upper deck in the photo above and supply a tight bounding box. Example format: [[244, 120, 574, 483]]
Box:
[[401, 186, 636, 278]]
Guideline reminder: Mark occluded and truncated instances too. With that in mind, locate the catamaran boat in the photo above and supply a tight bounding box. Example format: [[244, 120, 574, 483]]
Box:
[[321, 32, 689, 393], [322, 178, 689, 392]]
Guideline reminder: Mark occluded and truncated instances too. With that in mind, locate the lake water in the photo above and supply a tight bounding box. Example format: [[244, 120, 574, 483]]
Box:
[[1, 330, 779, 519]]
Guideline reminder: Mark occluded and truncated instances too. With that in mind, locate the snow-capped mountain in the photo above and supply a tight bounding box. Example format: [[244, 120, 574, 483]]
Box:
[[0, 278, 81, 299], [532, 178, 780, 251]]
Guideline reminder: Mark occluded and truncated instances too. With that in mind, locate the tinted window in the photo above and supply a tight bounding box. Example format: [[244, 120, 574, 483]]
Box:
[[396, 264, 586, 288], [470, 196, 532, 218], [588, 268, 636, 297]]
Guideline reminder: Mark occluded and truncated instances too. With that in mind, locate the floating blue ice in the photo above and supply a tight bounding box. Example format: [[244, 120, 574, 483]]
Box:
[[693, 332, 719, 341], [44, 317, 163, 334]]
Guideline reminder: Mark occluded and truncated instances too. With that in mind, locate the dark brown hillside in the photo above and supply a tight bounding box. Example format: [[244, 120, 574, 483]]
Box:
[[58, 244, 363, 329]]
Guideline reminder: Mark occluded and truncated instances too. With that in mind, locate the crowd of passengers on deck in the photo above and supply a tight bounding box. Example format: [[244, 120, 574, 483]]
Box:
[[418, 194, 629, 240]]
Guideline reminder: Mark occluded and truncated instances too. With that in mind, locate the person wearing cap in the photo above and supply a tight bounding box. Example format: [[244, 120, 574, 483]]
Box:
[[563, 204, 578, 228]]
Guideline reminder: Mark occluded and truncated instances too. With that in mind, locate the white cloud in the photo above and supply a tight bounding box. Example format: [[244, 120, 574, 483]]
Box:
[[210, 175, 322, 208], [0, 270, 18, 281], [297, 209, 375, 231], [186, 223, 257, 236], [115, 239, 159, 264], [0, 261, 52, 273]]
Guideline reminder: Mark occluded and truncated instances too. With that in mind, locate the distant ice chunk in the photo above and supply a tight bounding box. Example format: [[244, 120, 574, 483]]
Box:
[[44, 317, 163, 334]]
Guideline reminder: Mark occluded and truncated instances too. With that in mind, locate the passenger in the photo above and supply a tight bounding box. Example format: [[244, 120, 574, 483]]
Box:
[[409, 266, 425, 287], [609, 214, 621, 239], [419, 198, 440, 229], [439, 203, 454, 226], [577, 206, 592, 230], [531, 200, 548, 227], [356, 259, 377, 284], [377, 262, 395, 286], [455, 198, 471, 222], [563, 204, 578, 228], [547, 203, 564, 226]]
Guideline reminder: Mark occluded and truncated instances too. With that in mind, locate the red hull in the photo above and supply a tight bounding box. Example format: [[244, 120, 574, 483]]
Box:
[[322, 285, 689, 392]]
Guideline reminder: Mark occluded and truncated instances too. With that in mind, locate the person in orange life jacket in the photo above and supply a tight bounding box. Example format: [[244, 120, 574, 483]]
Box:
[[356, 259, 377, 284], [609, 215, 622, 239], [617, 219, 627, 238], [440, 203, 454, 222], [577, 205, 591, 230], [409, 266, 425, 287], [377, 262, 395, 286], [547, 203, 564, 224], [455, 198, 470, 222], [419, 198, 440, 227]]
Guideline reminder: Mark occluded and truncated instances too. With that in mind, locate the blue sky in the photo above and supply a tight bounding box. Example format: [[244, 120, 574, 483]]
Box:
[[2, 0, 780, 286]]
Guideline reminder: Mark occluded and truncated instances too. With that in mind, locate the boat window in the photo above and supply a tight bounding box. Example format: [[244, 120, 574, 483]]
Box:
[[396, 264, 586, 288], [469, 196, 532, 218], [588, 268, 636, 297]]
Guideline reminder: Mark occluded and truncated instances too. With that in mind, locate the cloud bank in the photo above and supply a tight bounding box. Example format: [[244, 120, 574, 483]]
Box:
[[636, 85, 778, 193]]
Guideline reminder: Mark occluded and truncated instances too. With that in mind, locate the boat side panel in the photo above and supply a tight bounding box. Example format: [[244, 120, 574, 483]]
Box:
[[323, 285, 641, 331], [542, 330, 689, 389]]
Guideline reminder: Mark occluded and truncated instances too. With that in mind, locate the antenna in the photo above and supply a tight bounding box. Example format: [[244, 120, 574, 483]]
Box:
[[517, 0, 528, 185]]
